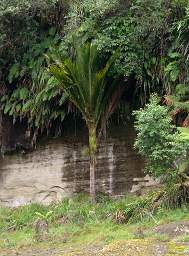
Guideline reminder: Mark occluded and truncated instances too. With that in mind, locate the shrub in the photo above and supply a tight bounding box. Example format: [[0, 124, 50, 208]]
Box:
[[134, 95, 188, 183]]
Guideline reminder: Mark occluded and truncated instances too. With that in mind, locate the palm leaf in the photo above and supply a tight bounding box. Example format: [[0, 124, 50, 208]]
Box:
[[48, 42, 120, 129]]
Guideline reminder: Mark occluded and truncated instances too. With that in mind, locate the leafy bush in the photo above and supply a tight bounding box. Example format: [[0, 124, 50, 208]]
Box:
[[0, 34, 67, 136], [134, 95, 188, 182]]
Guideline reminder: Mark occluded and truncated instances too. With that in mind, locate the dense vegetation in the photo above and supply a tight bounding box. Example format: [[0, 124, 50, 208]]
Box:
[[1, 1, 189, 252], [1, 193, 189, 253], [1, 0, 189, 200], [1, 0, 189, 137]]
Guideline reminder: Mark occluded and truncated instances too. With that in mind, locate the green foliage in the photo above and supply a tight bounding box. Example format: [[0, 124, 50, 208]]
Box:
[[2, 194, 189, 249], [49, 42, 117, 129], [0, 0, 69, 137], [179, 127, 189, 142], [35, 210, 54, 222], [96, 0, 167, 78], [123, 192, 160, 223], [0, 0, 58, 15], [64, 0, 119, 32], [134, 95, 188, 181], [175, 84, 189, 101], [167, 95, 189, 112], [1, 204, 47, 231], [1, 80, 67, 135], [162, 182, 189, 209], [1, 193, 189, 233], [62, 0, 169, 82], [1, 0, 189, 143], [162, 4, 189, 114], [65, 0, 168, 79], [0, 27, 68, 135], [63, 0, 189, 107]]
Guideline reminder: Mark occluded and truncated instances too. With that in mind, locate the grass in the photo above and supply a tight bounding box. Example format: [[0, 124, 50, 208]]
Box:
[[177, 234, 189, 242], [0, 193, 189, 250], [179, 127, 189, 142]]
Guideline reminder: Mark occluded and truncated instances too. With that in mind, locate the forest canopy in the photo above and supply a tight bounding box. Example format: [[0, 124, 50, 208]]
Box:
[[0, 0, 189, 139]]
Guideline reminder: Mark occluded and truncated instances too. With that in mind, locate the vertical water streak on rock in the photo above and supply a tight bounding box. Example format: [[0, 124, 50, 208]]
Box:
[[108, 143, 115, 195], [72, 150, 77, 193]]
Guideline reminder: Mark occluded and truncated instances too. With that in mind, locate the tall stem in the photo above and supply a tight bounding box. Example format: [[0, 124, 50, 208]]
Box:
[[88, 124, 97, 203]]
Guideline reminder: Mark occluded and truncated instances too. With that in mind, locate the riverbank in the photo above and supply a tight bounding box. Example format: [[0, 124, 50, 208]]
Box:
[[1, 194, 189, 255]]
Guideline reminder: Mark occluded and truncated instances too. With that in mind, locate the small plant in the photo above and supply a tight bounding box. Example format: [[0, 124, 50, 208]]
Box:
[[35, 210, 54, 221], [3, 238, 16, 248]]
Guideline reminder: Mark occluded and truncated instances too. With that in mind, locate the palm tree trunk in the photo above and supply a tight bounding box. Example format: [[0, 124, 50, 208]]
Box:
[[90, 151, 96, 203], [88, 124, 97, 203]]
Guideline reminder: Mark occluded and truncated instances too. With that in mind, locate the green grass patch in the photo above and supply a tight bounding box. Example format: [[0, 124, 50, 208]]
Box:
[[0, 193, 189, 249]]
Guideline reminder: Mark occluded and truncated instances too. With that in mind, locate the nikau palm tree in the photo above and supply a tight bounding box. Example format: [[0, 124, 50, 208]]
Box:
[[49, 42, 121, 202]]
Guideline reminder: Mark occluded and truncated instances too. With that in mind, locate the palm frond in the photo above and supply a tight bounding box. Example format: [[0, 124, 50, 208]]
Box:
[[48, 41, 120, 130]]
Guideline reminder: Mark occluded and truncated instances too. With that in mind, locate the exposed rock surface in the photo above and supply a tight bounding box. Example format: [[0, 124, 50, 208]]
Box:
[[0, 125, 145, 207], [152, 221, 189, 239]]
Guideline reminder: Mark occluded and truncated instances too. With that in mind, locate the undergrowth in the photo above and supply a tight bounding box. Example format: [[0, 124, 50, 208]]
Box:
[[0, 193, 189, 249]]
